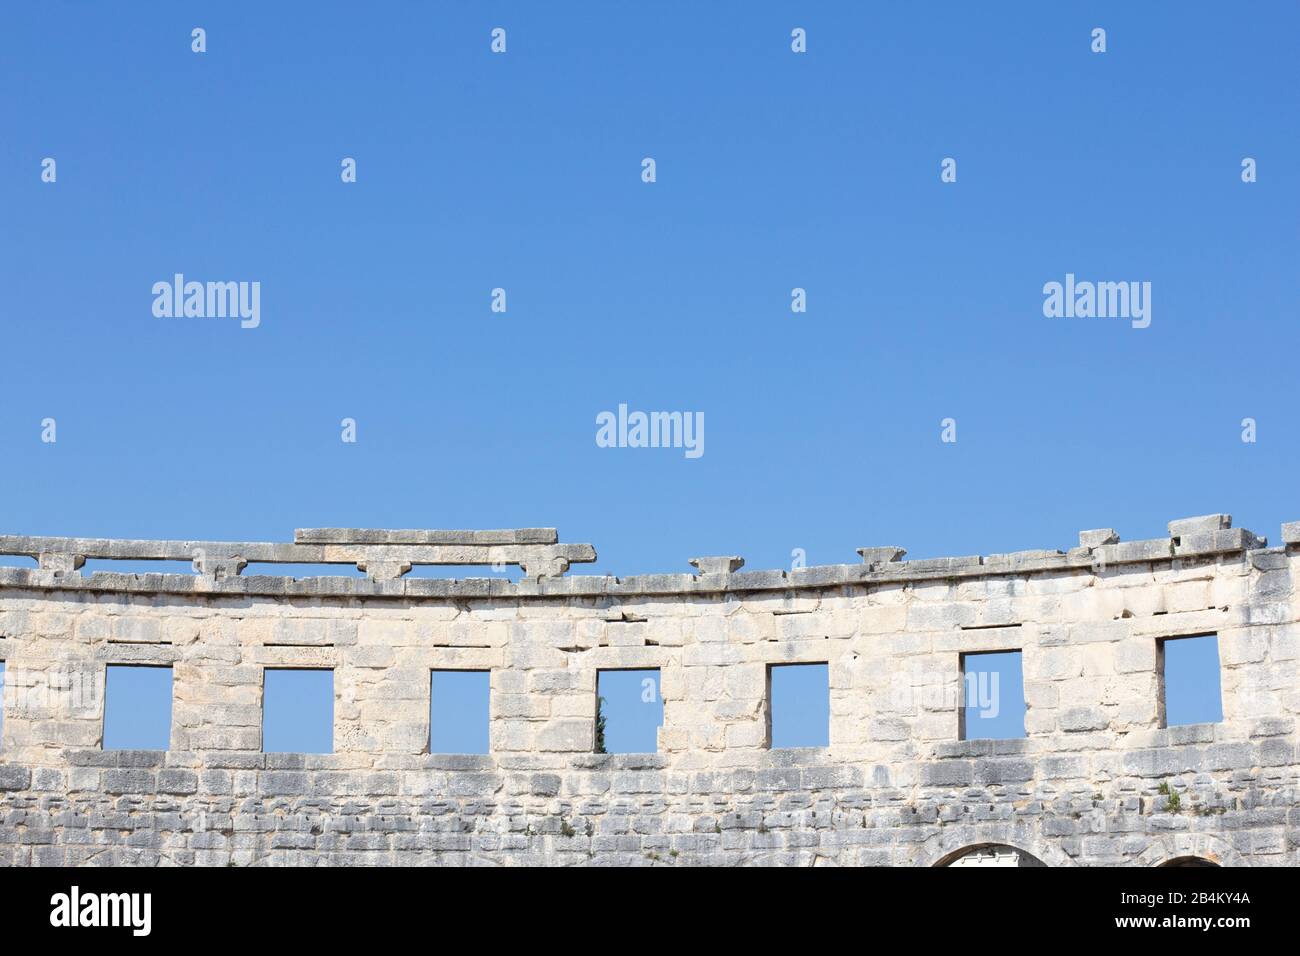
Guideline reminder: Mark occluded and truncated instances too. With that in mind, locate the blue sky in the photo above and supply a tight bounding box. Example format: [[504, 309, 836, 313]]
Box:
[[431, 669, 490, 754], [1163, 635, 1223, 727], [598, 669, 663, 753], [770, 664, 829, 749], [963, 651, 1028, 740], [2, 3, 1278, 750], [262, 669, 333, 753], [103, 664, 173, 750]]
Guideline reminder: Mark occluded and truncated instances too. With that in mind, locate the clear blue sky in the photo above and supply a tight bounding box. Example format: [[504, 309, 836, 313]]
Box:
[[1163, 635, 1223, 727], [963, 651, 1028, 740], [3, 3, 1277, 750], [770, 664, 829, 748], [598, 669, 663, 753], [103, 664, 173, 750], [262, 669, 333, 753], [431, 670, 490, 754]]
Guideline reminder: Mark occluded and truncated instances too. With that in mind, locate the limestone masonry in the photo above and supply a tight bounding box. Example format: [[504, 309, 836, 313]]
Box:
[[0, 515, 1297, 866]]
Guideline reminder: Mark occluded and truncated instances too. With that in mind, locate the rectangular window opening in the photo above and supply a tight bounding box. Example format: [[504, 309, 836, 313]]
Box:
[[429, 670, 490, 754], [243, 563, 366, 579], [82, 559, 196, 576], [262, 668, 334, 754], [103, 664, 173, 750], [596, 669, 662, 754], [767, 662, 829, 749], [406, 565, 524, 582], [1159, 634, 1222, 728], [960, 651, 1026, 741]]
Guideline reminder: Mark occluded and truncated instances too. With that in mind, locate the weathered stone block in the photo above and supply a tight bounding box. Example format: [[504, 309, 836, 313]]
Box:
[[1059, 707, 1108, 733], [0, 767, 32, 791], [535, 720, 594, 753], [104, 769, 156, 794], [1168, 515, 1231, 536]]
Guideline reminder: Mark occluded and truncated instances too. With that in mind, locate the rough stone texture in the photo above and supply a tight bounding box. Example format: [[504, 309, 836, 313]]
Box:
[[1078, 529, 1120, 548], [0, 518, 1297, 867], [689, 556, 745, 575], [856, 547, 907, 567], [295, 528, 559, 546], [1169, 514, 1232, 536], [0, 533, 596, 581]]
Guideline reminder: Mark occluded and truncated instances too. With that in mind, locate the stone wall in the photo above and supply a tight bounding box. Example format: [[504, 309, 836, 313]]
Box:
[[0, 516, 1297, 866]]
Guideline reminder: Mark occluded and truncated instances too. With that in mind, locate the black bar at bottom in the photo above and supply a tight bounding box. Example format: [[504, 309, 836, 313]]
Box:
[[0, 864, 1276, 943]]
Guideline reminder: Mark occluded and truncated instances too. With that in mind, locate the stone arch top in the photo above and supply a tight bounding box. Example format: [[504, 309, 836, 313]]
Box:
[[1135, 832, 1245, 868], [919, 830, 1077, 868]]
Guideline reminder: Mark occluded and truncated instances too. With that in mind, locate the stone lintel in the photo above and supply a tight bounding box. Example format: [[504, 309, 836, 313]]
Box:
[[296, 528, 558, 546], [0, 535, 595, 570]]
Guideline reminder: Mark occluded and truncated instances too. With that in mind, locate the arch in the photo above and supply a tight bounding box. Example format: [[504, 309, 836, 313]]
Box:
[[918, 828, 1074, 868], [935, 843, 1047, 867], [1135, 832, 1244, 868]]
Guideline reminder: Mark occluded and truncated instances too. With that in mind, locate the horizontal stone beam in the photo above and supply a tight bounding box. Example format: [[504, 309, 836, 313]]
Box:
[[2, 515, 1278, 597], [295, 528, 558, 546], [330, 544, 595, 566], [0, 535, 595, 571]]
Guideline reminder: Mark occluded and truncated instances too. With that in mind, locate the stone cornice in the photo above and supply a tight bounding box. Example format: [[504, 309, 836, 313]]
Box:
[[0, 514, 1282, 602]]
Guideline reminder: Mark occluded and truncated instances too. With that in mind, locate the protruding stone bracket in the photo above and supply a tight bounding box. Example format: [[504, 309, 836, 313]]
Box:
[[1078, 529, 1120, 549], [856, 547, 906, 569], [37, 552, 85, 574], [689, 556, 745, 575], [356, 560, 412, 582], [1281, 521, 1300, 545], [520, 554, 571, 579], [191, 551, 248, 579]]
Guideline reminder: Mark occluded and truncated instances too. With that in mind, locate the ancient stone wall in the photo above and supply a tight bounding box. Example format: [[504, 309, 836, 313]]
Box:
[[0, 516, 1296, 866]]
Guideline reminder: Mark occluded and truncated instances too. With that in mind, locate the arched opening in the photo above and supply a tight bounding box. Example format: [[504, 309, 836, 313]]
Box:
[[1158, 856, 1219, 867], [936, 843, 1047, 867]]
